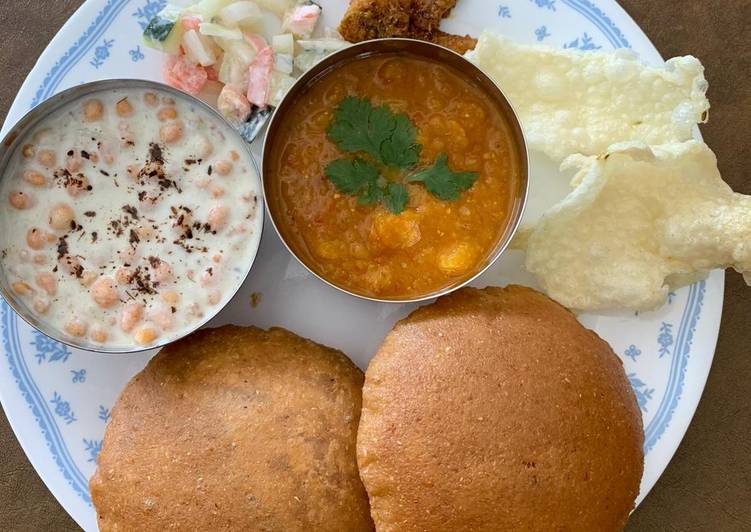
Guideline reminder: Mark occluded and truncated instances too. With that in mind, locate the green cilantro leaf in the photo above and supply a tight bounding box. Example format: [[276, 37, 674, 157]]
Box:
[[324, 158, 408, 214], [379, 114, 421, 168], [382, 183, 409, 214], [325, 100, 479, 214], [325, 157, 379, 196], [407, 154, 479, 201], [358, 177, 385, 206], [327, 97, 420, 169]]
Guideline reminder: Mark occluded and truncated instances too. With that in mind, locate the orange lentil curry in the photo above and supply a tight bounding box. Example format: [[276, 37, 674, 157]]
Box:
[[266, 53, 522, 299]]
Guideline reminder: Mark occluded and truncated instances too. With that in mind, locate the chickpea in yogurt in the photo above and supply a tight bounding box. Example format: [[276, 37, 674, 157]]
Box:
[[0, 87, 262, 349]]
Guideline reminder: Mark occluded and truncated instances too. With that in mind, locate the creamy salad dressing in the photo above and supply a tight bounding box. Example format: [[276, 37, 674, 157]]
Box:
[[0, 87, 261, 349]]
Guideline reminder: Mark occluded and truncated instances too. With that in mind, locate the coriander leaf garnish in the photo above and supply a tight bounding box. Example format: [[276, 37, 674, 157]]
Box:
[[407, 154, 479, 201], [382, 183, 409, 215], [325, 98, 479, 214], [380, 114, 421, 168], [358, 177, 385, 206], [324, 157, 379, 196], [325, 158, 409, 214], [327, 97, 420, 169]]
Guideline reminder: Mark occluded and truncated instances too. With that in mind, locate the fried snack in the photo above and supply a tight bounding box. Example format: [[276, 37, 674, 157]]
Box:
[[525, 140, 751, 311], [358, 286, 644, 532], [338, 0, 477, 54], [90, 325, 374, 532], [467, 31, 709, 161]]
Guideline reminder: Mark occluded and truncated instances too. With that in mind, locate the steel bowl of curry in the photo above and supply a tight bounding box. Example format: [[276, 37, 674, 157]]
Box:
[[263, 38, 528, 303]]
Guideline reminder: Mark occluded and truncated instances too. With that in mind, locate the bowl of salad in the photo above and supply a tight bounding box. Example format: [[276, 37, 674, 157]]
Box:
[[143, 0, 349, 140]]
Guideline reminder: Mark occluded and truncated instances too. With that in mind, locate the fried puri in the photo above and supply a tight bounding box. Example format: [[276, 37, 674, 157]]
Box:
[[90, 325, 374, 532], [338, 0, 477, 54], [357, 286, 644, 531]]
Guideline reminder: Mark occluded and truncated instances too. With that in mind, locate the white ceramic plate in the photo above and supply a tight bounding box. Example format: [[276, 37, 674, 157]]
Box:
[[0, 1, 723, 530]]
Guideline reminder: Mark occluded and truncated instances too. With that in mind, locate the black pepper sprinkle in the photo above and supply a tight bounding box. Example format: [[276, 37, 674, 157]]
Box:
[[110, 220, 123, 237], [91, 231, 98, 243], [148, 142, 164, 164], [122, 204, 139, 219], [128, 229, 140, 247], [207, 165, 213, 175], [131, 266, 156, 294], [56, 236, 68, 259], [100, 169, 110, 176], [84, 211, 96, 217], [171, 306, 177, 314], [80, 150, 90, 160], [66, 150, 74, 157]]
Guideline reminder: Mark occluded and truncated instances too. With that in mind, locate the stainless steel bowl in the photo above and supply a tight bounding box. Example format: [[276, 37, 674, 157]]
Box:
[[262, 38, 529, 304], [0, 79, 264, 354]]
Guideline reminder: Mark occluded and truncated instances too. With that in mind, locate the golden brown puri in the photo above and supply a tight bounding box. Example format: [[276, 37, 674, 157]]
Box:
[[90, 325, 374, 532], [338, 0, 477, 54], [357, 286, 644, 532]]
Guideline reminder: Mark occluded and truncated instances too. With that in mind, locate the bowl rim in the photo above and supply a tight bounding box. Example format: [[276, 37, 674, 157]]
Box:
[[0, 78, 265, 354], [261, 37, 530, 304]]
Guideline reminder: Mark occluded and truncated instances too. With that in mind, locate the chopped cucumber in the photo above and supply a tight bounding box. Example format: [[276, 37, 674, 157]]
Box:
[[243, 10, 283, 41], [142, 4, 185, 54], [293, 51, 321, 72], [214, 37, 257, 65], [183, 29, 217, 66], [218, 54, 250, 88], [296, 39, 349, 53], [269, 71, 296, 106], [271, 33, 294, 55], [218, 1, 262, 27], [187, 0, 234, 20], [253, 0, 296, 17], [199, 21, 243, 40], [274, 53, 294, 74]]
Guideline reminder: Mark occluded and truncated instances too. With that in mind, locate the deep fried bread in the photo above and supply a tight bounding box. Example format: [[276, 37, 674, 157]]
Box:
[[91, 325, 374, 532], [357, 286, 644, 531]]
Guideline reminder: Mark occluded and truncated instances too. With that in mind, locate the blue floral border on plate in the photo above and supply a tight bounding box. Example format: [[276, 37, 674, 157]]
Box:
[[644, 281, 705, 452], [30, 0, 131, 108], [4, 0, 698, 507], [1, 305, 91, 504], [562, 0, 630, 48]]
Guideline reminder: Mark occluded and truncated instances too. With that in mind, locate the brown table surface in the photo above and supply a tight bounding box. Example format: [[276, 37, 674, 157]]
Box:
[[1, 1, 749, 530]]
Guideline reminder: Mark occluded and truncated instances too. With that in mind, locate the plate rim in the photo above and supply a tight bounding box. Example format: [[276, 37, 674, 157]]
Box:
[[0, 1, 725, 530]]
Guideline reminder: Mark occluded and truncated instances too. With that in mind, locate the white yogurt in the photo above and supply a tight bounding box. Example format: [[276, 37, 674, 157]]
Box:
[[0, 86, 262, 349]]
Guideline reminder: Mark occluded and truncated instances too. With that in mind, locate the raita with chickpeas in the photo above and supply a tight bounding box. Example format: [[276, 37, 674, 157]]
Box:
[[265, 52, 523, 299], [0, 87, 261, 349]]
